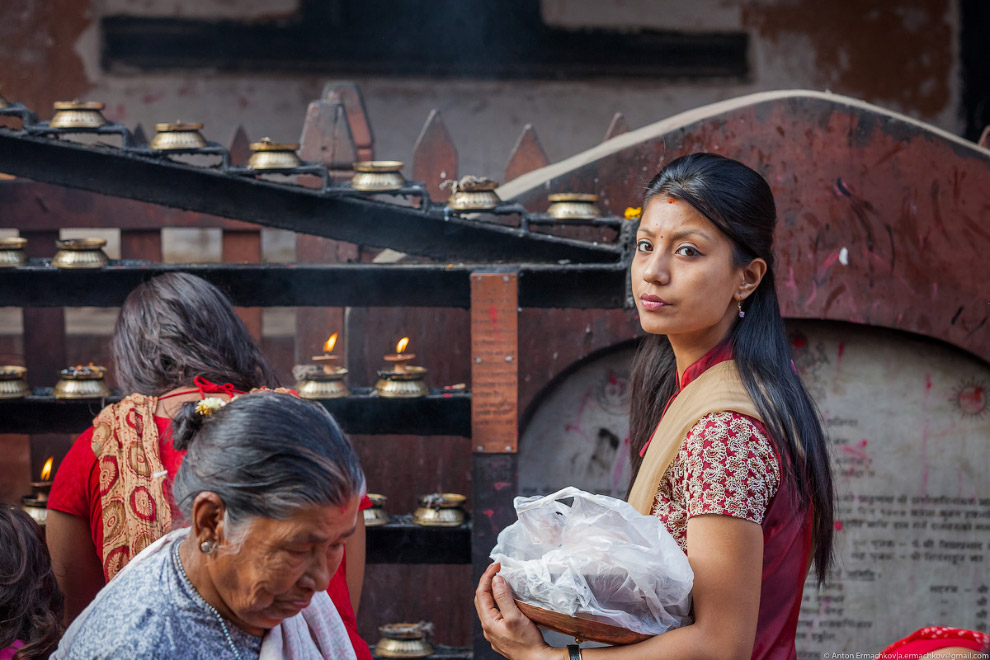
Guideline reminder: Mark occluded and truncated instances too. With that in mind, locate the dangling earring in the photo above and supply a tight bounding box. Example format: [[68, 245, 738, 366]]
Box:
[[737, 298, 745, 319], [200, 540, 215, 554]]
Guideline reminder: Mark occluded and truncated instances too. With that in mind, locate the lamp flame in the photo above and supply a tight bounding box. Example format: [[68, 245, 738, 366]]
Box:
[[396, 337, 410, 354], [324, 334, 338, 353], [40, 457, 53, 481]]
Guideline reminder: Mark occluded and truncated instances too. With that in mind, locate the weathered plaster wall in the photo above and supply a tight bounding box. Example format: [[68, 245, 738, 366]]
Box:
[[0, 0, 962, 337], [0, 0, 961, 184]]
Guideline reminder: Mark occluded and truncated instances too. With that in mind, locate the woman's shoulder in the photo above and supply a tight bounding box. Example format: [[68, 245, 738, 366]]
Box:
[[47, 426, 99, 515], [63, 631, 175, 660], [676, 410, 781, 522], [685, 411, 777, 463], [682, 410, 780, 479], [63, 549, 180, 656]]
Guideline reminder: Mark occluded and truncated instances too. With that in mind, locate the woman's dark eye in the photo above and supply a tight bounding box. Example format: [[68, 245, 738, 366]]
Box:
[[636, 240, 652, 253], [675, 246, 700, 257]]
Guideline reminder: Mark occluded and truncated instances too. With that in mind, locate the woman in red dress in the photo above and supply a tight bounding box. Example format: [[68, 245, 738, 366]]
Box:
[[46, 272, 372, 660], [476, 153, 835, 660]]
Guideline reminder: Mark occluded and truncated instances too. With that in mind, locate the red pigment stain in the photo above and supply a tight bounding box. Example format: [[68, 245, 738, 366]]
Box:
[[608, 371, 618, 385], [784, 266, 798, 291], [858, 438, 868, 448], [959, 386, 986, 414], [839, 444, 870, 462], [142, 91, 166, 104], [492, 482, 511, 491], [103, 103, 127, 121], [666, 198, 676, 204], [804, 280, 818, 308], [834, 521, 843, 531], [791, 334, 807, 350], [482, 509, 495, 518], [575, 390, 592, 420], [837, 343, 845, 360], [925, 374, 932, 391]]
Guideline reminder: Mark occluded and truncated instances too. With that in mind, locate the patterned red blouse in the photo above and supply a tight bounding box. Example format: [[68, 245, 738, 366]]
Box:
[[651, 410, 780, 551]]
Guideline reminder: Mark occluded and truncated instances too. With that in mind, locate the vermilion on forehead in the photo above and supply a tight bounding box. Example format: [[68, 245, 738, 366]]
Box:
[[341, 495, 361, 514], [641, 199, 714, 230]]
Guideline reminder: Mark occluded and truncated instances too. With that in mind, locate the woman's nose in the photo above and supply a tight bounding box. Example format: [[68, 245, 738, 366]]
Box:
[[641, 252, 670, 285], [301, 550, 338, 592]]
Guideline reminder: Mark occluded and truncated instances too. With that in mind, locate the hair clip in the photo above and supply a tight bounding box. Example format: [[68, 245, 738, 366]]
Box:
[[195, 397, 226, 416]]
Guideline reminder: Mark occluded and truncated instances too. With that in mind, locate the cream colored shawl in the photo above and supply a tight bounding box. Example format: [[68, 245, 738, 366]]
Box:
[[627, 360, 763, 515]]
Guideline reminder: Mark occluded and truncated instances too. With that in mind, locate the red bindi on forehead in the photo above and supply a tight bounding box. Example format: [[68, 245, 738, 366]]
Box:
[[666, 198, 676, 204]]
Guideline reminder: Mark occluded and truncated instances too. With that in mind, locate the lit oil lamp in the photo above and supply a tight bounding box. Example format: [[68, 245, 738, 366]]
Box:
[[384, 336, 414, 373], [21, 457, 54, 527], [54, 363, 110, 399], [375, 337, 429, 398], [293, 334, 350, 399]]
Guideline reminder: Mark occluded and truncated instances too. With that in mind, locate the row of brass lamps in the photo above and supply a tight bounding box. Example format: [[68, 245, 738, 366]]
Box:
[[0, 185, 599, 271], [294, 335, 430, 399], [28, 100, 605, 212], [363, 492, 469, 527], [0, 364, 110, 399], [0, 237, 109, 269]]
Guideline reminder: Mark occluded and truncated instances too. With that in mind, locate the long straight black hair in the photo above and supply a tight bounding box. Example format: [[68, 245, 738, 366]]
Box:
[[628, 153, 834, 584]]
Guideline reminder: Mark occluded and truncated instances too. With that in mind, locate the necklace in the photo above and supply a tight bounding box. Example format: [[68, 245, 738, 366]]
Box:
[[172, 541, 244, 660]]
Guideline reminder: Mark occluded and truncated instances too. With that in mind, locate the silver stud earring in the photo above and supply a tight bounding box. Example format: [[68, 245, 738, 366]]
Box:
[[737, 298, 745, 318], [200, 540, 214, 554]]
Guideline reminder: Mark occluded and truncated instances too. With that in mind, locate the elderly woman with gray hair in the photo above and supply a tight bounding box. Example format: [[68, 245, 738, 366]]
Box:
[[52, 391, 366, 660]]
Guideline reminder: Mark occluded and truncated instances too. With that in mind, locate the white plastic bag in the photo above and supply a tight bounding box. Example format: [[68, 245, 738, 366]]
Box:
[[490, 487, 693, 636]]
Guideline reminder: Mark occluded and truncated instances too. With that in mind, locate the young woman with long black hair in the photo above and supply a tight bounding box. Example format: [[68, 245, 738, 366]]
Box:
[[476, 153, 835, 660]]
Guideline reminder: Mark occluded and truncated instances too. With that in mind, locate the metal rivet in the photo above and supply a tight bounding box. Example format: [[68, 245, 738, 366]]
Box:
[[475, 357, 482, 363], [476, 445, 484, 452], [503, 275, 510, 282], [505, 355, 513, 362], [504, 445, 513, 451]]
